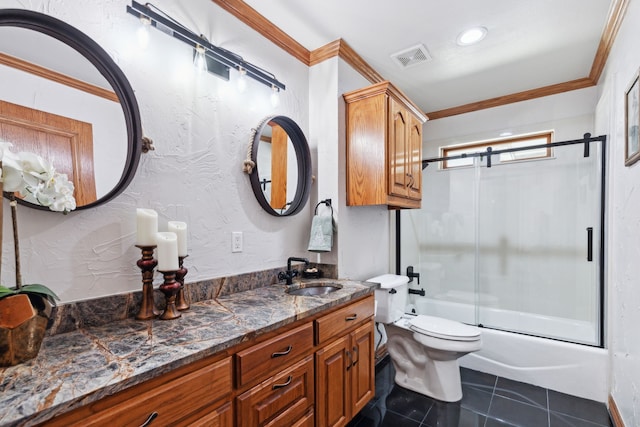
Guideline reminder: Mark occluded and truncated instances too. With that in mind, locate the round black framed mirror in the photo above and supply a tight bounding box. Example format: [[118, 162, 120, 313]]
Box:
[[0, 9, 142, 210], [248, 116, 312, 216]]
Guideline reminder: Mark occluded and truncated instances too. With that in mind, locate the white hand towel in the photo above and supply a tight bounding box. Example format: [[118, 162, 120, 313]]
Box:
[[307, 213, 333, 252]]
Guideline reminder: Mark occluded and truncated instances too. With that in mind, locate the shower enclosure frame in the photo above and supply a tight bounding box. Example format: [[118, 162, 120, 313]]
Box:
[[395, 132, 607, 347]]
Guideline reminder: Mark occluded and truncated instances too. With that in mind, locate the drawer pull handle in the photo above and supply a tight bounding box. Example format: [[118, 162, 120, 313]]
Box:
[[345, 314, 358, 321], [271, 345, 293, 358], [139, 412, 158, 427], [272, 375, 293, 390]]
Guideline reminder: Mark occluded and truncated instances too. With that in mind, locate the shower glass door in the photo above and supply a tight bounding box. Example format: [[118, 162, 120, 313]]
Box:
[[401, 137, 603, 346], [475, 141, 602, 345]]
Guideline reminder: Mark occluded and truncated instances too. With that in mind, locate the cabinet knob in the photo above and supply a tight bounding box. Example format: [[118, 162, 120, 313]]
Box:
[[139, 412, 158, 427], [271, 345, 293, 358], [272, 375, 293, 390]]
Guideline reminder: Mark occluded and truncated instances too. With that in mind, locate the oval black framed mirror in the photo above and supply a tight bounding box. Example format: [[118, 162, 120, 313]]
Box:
[[248, 116, 312, 216], [0, 9, 142, 210]]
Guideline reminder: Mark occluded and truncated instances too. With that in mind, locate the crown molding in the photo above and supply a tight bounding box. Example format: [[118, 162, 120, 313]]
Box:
[[211, 0, 628, 120], [0, 52, 118, 102], [590, 0, 629, 83], [426, 78, 595, 120], [310, 39, 385, 84], [209, 0, 310, 65]]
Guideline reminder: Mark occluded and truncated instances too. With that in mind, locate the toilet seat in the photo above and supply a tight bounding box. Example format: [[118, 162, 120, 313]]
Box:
[[409, 315, 480, 342]]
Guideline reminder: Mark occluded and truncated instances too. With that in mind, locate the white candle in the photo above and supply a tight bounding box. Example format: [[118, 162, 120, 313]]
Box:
[[156, 232, 179, 271], [136, 208, 158, 246], [168, 221, 188, 257]]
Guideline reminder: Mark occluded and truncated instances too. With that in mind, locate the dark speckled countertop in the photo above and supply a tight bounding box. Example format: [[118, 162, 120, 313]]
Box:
[[0, 279, 376, 427]]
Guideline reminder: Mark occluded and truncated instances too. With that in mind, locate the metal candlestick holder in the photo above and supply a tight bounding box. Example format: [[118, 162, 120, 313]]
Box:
[[159, 270, 182, 320], [175, 255, 190, 311], [135, 245, 160, 320]]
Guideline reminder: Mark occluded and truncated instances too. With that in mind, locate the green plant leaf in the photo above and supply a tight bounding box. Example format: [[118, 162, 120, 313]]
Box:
[[17, 284, 60, 304], [0, 285, 17, 299]]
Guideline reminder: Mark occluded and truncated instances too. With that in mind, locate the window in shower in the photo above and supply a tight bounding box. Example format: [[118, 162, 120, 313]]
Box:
[[400, 133, 605, 347], [441, 131, 553, 169]]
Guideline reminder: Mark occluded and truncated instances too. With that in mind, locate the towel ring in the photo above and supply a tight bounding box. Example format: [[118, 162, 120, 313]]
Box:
[[314, 199, 333, 216]]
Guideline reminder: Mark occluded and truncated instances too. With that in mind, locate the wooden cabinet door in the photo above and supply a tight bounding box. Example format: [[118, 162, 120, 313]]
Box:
[[407, 113, 423, 201], [389, 97, 409, 198], [315, 334, 350, 427], [0, 99, 96, 205], [349, 320, 375, 416]]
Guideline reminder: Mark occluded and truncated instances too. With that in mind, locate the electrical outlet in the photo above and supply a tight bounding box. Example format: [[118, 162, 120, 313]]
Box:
[[232, 231, 243, 253]]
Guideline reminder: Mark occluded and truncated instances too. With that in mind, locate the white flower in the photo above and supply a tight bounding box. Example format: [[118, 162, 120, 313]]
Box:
[[0, 141, 76, 213]]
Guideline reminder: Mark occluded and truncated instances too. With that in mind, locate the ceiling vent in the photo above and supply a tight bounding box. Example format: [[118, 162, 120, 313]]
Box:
[[390, 44, 432, 69]]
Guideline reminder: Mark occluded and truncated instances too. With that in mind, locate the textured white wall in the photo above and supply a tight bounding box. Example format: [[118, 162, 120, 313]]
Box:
[[336, 59, 392, 281], [308, 56, 391, 281], [309, 58, 340, 267], [596, 0, 640, 423], [1, 0, 312, 302]]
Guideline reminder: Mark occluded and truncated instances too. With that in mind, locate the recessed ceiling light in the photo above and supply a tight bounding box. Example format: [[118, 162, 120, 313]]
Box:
[[457, 26, 488, 46]]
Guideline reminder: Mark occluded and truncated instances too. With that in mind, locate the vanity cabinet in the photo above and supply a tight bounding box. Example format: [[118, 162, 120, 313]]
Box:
[[344, 81, 427, 209], [315, 297, 375, 427], [41, 295, 374, 427], [44, 355, 233, 427]]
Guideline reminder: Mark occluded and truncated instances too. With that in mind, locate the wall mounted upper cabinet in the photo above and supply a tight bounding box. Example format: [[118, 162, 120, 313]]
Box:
[[344, 81, 427, 209]]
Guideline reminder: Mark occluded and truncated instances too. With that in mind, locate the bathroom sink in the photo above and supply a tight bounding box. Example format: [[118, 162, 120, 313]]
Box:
[[286, 282, 343, 296]]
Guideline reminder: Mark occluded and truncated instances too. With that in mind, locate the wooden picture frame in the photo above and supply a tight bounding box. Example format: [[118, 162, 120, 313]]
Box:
[[625, 70, 640, 166]]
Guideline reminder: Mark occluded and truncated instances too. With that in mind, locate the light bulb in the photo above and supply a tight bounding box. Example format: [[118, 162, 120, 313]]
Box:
[[270, 86, 280, 107], [137, 16, 151, 49], [194, 45, 207, 73], [456, 26, 488, 46], [237, 68, 247, 93]]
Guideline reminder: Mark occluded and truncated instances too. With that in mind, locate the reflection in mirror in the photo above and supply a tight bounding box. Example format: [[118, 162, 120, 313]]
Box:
[[256, 122, 299, 214], [249, 116, 311, 216], [0, 9, 142, 210]]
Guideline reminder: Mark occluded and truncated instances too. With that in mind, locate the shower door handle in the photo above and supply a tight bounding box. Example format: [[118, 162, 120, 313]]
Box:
[[587, 227, 593, 262]]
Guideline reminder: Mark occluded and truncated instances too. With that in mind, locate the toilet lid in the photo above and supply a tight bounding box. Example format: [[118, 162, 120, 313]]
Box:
[[409, 315, 481, 341]]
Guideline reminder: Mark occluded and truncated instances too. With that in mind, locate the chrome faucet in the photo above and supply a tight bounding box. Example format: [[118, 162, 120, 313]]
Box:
[[278, 257, 309, 285]]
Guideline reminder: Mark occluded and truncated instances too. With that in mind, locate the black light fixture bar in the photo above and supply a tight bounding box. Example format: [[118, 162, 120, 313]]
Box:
[[126, 1, 285, 91]]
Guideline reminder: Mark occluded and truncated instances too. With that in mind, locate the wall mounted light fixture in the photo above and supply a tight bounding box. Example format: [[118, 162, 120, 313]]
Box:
[[126, 1, 286, 92]]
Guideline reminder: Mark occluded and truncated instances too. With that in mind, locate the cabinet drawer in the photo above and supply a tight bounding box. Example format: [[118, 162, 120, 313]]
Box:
[[49, 357, 233, 427], [178, 401, 233, 427], [315, 296, 374, 345], [292, 408, 315, 427], [236, 355, 315, 427], [236, 322, 313, 388]]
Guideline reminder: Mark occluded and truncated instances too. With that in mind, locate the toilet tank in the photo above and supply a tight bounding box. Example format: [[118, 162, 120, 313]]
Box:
[[367, 274, 409, 323]]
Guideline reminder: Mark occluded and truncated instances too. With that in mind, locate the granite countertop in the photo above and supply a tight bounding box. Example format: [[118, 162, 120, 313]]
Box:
[[0, 279, 376, 427]]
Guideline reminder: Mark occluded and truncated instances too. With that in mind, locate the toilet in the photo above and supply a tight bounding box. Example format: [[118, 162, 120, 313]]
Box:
[[369, 274, 482, 402]]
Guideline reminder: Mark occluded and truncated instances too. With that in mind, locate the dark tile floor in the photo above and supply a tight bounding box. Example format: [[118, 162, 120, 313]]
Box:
[[347, 356, 613, 427]]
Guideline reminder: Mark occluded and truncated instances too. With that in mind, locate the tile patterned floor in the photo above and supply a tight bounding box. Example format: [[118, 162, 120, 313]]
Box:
[[347, 356, 613, 427]]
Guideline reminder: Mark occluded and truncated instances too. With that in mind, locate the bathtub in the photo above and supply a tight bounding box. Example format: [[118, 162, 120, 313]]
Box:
[[411, 297, 609, 402]]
